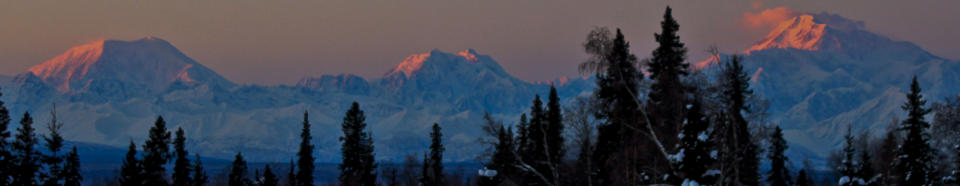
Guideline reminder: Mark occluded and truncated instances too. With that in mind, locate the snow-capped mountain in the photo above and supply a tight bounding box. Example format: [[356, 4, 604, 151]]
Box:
[[704, 12, 960, 157], [0, 40, 593, 162], [27, 37, 235, 93]]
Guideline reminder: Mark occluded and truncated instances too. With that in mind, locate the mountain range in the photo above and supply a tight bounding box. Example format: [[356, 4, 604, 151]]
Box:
[[1, 12, 956, 166]]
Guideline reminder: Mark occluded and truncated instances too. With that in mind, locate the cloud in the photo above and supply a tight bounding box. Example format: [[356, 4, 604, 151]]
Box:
[[752, 1, 763, 10], [810, 11, 865, 32], [741, 7, 802, 29]]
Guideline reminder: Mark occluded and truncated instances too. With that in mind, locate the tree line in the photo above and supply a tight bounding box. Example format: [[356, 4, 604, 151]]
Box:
[[0, 88, 83, 186], [6, 5, 960, 186], [474, 6, 960, 186]]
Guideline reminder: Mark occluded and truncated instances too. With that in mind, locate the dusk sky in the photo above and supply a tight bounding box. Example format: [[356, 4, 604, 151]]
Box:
[[1, 1, 958, 85]]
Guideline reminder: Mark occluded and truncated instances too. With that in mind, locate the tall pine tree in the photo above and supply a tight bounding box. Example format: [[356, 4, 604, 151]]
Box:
[[142, 116, 172, 186], [767, 126, 791, 186], [119, 141, 143, 186], [716, 54, 760, 185], [42, 106, 65, 186], [173, 127, 192, 186], [262, 165, 279, 186], [287, 160, 297, 186], [192, 154, 208, 186], [297, 111, 315, 186], [839, 125, 863, 186], [895, 75, 936, 185], [229, 152, 249, 186], [796, 170, 811, 186], [670, 100, 716, 185], [62, 146, 82, 186], [428, 123, 444, 184], [525, 94, 553, 185], [581, 27, 642, 186], [339, 102, 378, 186], [545, 85, 565, 185], [647, 7, 690, 174], [859, 143, 877, 186], [0, 87, 11, 186], [12, 112, 41, 186]]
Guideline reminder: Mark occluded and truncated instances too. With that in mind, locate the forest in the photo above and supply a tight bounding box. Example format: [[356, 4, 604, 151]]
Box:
[[2, 6, 960, 186]]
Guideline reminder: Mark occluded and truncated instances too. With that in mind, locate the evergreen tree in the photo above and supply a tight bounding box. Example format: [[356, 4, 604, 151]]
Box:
[[339, 102, 378, 186], [142, 116, 173, 186], [895, 76, 936, 185], [287, 160, 297, 186], [715, 54, 760, 186], [525, 94, 553, 185], [839, 125, 863, 186], [516, 113, 529, 155], [670, 101, 716, 184], [646, 7, 690, 172], [545, 85, 565, 178], [297, 111, 315, 186], [484, 113, 516, 183], [944, 144, 960, 185], [229, 152, 250, 186], [876, 121, 900, 185], [192, 154, 208, 186], [41, 106, 65, 186], [254, 170, 262, 186], [173, 127, 193, 186], [12, 112, 41, 186], [62, 146, 82, 186], [796, 170, 811, 186], [418, 153, 431, 186], [859, 145, 877, 186], [119, 141, 143, 186], [582, 27, 642, 186], [0, 87, 11, 186], [767, 126, 791, 186], [428, 123, 445, 184], [263, 165, 279, 186]]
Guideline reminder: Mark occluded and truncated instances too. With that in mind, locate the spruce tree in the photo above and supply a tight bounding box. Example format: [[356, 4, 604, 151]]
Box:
[[263, 165, 278, 186], [647, 7, 690, 172], [142, 116, 173, 186], [12, 112, 41, 186], [192, 154, 208, 186], [297, 111, 315, 186], [119, 141, 143, 186], [254, 170, 262, 186], [525, 94, 553, 185], [716, 54, 760, 186], [859, 146, 877, 186], [895, 75, 936, 185], [583, 27, 641, 186], [428, 123, 444, 184], [796, 170, 810, 186], [173, 127, 192, 186], [484, 112, 516, 183], [229, 152, 250, 186], [0, 87, 11, 186], [62, 146, 82, 186], [339, 102, 378, 186], [545, 85, 565, 182], [42, 106, 65, 186], [287, 160, 297, 186], [418, 153, 431, 186], [670, 101, 716, 184], [767, 125, 791, 186], [839, 125, 863, 186], [516, 113, 529, 155]]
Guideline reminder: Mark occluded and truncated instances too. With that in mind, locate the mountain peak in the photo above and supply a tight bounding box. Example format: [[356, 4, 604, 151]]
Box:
[[28, 37, 234, 93], [746, 15, 836, 53]]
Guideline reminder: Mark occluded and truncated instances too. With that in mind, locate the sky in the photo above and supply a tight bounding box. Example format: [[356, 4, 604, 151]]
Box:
[[1, 1, 958, 85]]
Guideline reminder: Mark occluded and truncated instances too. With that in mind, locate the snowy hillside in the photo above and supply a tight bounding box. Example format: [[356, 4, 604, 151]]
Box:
[[704, 12, 960, 157], [0, 40, 593, 162]]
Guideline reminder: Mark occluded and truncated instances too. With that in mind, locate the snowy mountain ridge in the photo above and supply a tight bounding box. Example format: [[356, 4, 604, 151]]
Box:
[[1, 41, 593, 162]]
